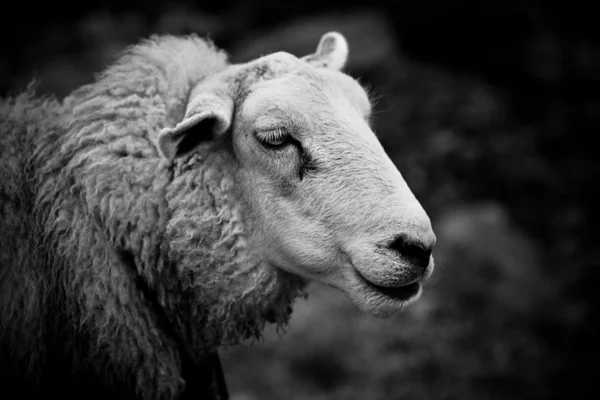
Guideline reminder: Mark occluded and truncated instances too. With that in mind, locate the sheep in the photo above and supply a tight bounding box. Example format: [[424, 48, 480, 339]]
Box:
[[0, 32, 436, 400]]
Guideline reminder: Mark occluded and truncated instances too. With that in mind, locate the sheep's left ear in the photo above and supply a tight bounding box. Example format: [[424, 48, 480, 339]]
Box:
[[301, 31, 349, 71], [157, 84, 233, 160]]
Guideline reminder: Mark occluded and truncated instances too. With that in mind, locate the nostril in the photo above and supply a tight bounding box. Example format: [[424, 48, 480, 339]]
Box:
[[387, 234, 432, 269]]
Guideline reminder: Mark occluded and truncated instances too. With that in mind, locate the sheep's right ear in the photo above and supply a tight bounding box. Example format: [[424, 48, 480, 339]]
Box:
[[158, 87, 233, 160]]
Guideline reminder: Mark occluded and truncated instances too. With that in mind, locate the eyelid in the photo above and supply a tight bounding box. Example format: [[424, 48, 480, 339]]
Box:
[[254, 116, 283, 132]]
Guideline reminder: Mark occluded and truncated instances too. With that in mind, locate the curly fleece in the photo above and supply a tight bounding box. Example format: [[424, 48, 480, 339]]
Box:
[[0, 35, 306, 399]]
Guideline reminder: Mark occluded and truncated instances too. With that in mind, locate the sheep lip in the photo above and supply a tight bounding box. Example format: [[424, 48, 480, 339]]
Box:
[[353, 269, 421, 301]]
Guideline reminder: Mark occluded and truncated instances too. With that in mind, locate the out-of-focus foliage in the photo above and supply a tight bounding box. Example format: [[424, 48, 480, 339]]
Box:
[[1, 1, 595, 399]]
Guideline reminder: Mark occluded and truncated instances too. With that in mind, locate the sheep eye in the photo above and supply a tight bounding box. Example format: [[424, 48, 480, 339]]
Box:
[[255, 127, 290, 149]]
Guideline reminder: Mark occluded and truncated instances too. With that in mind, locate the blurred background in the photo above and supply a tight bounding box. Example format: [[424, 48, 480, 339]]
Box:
[[1, 1, 596, 399]]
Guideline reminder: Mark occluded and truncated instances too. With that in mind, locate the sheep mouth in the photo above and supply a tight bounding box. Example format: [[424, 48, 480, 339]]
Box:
[[354, 269, 421, 301]]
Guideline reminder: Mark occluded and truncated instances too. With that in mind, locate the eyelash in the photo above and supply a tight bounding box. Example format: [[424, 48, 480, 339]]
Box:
[[255, 127, 290, 149]]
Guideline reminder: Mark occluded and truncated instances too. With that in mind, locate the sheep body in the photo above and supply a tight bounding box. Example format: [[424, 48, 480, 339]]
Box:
[[0, 35, 304, 400], [1, 30, 437, 400]]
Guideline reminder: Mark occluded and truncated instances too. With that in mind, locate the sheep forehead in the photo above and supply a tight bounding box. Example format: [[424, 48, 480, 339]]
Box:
[[240, 51, 370, 107], [241, 77, 356, 136], [239, 60, 371, 129]]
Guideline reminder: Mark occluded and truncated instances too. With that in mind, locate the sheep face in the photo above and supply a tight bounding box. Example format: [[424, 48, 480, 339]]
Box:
[[159, 33, 436, 318]]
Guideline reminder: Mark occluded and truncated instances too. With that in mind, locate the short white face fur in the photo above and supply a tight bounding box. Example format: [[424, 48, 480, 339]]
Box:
[[158, 32, 436, 318]]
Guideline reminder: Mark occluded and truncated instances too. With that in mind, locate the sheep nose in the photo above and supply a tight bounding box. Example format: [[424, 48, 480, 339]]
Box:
[[387, 233, 434, 270]]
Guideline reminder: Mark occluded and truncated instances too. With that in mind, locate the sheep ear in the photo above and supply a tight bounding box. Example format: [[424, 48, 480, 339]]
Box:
[[157, 88, 233, 160], [301, 31, 349, 71]]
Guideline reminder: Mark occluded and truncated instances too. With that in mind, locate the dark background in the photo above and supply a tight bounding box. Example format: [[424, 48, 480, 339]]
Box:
[[1, 1, 597, 399]]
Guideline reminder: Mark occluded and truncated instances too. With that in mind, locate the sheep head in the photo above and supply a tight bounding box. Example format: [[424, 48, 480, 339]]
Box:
[[157, 32, 436, 333]]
